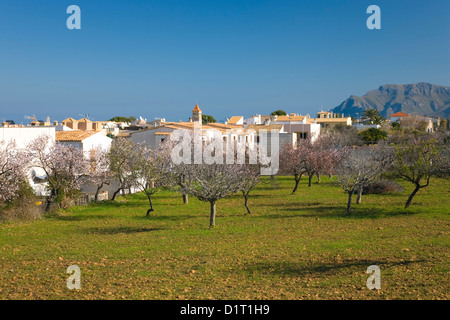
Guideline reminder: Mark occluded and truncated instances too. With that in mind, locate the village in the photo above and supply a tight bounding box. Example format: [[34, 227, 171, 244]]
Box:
[[1, 0, 449, 304], [0, 104, 445, 203]]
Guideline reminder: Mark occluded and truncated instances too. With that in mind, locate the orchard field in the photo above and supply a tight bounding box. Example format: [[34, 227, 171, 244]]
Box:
[[0, 176, 449, 299]]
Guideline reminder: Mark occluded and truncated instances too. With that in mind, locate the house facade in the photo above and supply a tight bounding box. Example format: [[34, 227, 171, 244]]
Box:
[[131, 105, 257, 148], [55, 131, 113, 158], [0, 126, 56, 148]]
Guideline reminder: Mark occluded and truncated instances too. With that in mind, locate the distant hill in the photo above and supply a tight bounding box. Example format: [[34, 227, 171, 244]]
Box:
[[332, 83, 450, 119]]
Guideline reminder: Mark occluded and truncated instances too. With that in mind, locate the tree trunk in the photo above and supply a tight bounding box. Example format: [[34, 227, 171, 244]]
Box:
[[346, 191, 354, 214], [405, 184, 421, 208], [146, 193, 154, 216], [243, 191, 251, 214], [111, 187, 121, 201], [292, 174, 302, 194], [45, 189, 57, 212], [356, 189, 362, 204], [209, 201, 216, 227], [316, 172, 321, 184], [308, 173, 313, 187], [182, 194, 189, 204], [94, 183, 104, 202], [45, 197, 53, 212]]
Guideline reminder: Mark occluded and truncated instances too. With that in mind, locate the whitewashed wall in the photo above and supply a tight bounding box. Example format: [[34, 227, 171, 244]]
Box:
[[0, 127, 55, 148]]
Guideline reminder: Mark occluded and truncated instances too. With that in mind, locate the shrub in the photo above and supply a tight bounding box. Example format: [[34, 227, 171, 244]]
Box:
[[0, 183, 42, 222], [358, 128, 388, 143], [362, 180, 404, 195]]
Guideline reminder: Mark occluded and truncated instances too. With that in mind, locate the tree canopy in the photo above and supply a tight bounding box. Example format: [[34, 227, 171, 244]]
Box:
[[108, 116, 137, 123], [358, 128, 388, 143], [271, 110, 287, 116], [202, 114, 217, 124], [361, 109, 385, 125]]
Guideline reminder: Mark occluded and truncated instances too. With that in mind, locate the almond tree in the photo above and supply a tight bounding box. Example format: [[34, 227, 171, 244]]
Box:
[[280, 135, 342, 193], [392, 137, 449, 208], [238, 163, 261, 214], [179, 162, 244, 227], [300, 136, 342, 187], [235, 142, 267, 214], [86, 146, 112, 202], [279, 143, 305, 194], [108, 138, 141, 200], [134, 144, 171, 216], [167, 131, 247, 227], [28, 135, 89, 210], [0, 140, 29, 203], [158, 139, 190, 204], [335, 147, 389, 214]]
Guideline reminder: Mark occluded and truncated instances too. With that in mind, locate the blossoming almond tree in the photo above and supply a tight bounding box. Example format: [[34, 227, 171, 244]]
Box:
[[0, 140, 29, 203], [180, 162, 244, 227], [279, 143, 306, 194], [335, 147, 390, 214], [28, 135, 89, 210], [134, 144, 172, 216], [108, 137, 141, 200], [86, 146, 112, 202], [392, 137, 449, 208], [167, 131, 249, 227], [238, 163, 261, 214], [280, 135, 342, 193]]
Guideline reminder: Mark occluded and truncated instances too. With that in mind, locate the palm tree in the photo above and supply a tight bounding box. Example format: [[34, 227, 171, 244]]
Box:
[[362, 109, 385, 125]]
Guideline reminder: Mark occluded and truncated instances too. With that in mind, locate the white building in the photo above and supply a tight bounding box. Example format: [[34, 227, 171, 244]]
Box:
[[272, 116, 321, 142], [55, 131, 112, 158], [131, 105, 257, 148], [226, 116, 244, 125], [353, 124, 382, 131], [0, 127, 57, 196], [0, 126, 56, 149]]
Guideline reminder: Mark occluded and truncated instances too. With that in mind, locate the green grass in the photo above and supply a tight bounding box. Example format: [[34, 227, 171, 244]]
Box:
[[0, 176, 449, 300]]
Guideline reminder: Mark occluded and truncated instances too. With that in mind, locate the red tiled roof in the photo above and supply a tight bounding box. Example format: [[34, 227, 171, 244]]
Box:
[[55, 131, 97, 142], [227, 116, 243, 124], [389, 112, 409, 117]]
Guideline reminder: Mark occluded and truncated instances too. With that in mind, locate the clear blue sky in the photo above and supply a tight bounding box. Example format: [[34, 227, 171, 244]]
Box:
[[0, 0, 449, 123]]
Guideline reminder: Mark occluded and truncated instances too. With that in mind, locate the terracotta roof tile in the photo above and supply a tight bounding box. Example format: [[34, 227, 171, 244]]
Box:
[[227, 116, 243, 124], [55, 131, 97, 142], [246, 124, 284, 132], [389, 112, 409, 117], [275, 116, 306, 122], [61, 117, 78, 123]]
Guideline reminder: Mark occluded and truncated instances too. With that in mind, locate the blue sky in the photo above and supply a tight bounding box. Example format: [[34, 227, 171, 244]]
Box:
[[0, 0, 449, 123]]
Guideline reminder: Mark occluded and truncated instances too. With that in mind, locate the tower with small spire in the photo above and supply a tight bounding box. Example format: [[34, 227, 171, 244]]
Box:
[[192, 104, 202, 124]]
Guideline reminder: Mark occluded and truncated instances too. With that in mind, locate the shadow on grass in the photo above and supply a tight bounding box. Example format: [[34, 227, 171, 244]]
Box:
[[88, 200, 132, 208], [244, 258, 426, 277], [48, 214, 115, 221], [259, 203, 419, 220], [80, 226, 165, 235], [132, 214, 199, 222]]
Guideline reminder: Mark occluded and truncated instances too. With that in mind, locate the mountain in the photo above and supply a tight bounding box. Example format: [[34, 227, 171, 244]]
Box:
[[332, 83, 450, 119]]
